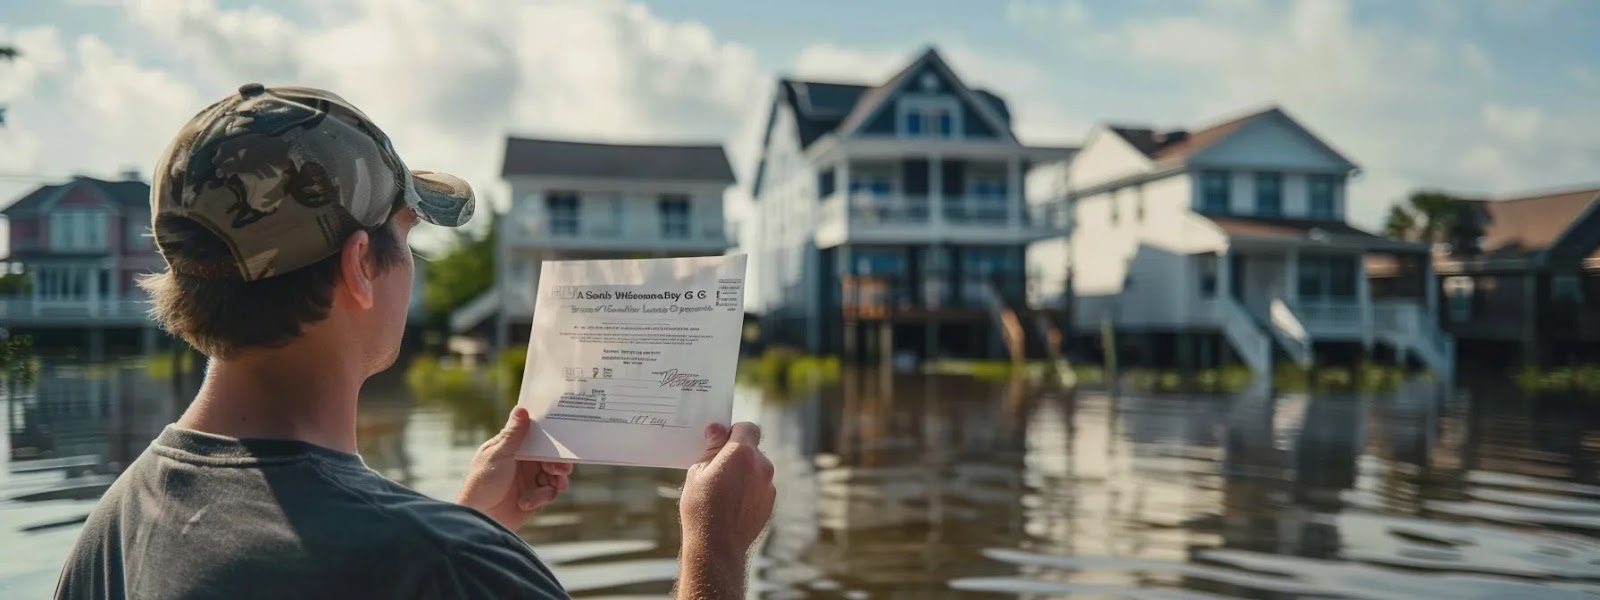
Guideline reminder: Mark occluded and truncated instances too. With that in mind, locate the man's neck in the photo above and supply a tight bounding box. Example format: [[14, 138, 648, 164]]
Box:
[[176, 341, 366, 454]]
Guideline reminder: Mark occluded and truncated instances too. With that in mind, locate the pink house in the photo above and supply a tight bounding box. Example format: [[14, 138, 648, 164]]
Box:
[[1, 175, 164, 324]]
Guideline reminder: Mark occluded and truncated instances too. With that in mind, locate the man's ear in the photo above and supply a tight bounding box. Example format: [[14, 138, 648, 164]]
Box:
[[338, 230, 376, 310]]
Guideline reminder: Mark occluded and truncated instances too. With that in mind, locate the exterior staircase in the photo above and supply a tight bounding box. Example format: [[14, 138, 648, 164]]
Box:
[[1374, 300, 1456, 380], [976, 282, 1027, 364], [1267, 298, 1315, 368], [1216, 297, 1272, 377]]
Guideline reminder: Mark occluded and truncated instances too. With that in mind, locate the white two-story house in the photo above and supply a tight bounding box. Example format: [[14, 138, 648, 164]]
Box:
[[746, 47, 1073, 362], [450, 137, 737, 353], [1028, 107, 1452, 377]]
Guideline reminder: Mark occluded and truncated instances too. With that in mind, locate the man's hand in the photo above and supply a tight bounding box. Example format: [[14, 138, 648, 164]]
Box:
[[458, 406, 573, 532], [676, 422, 775, 599]]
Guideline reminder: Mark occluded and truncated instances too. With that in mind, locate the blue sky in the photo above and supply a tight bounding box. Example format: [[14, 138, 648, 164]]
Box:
[[1, 0, 1597, 249]]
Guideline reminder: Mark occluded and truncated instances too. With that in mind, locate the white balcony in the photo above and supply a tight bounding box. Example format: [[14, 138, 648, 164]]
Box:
[[504, 216, 730, 252], [0, 298, 153, 326], [815, 192, 1066, 248]]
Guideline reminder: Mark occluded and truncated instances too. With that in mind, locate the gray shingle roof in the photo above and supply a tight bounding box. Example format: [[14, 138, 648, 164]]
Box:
[[1, 177, 150, 215], [501, 138, 735, 183]]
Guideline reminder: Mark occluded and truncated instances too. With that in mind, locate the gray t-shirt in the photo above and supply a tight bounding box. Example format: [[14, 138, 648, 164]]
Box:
[[54, 426, 568, 599]]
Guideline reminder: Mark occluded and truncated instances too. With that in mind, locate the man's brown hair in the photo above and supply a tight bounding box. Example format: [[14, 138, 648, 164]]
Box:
[[139, 211, 408, 359]]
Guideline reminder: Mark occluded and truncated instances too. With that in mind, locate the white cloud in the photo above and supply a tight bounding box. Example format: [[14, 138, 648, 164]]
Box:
[[1481, 104, 1543, 142], [122, 0, 766, 200], [1009, 0, 1593, 228], [1005, 0, 1091, 29]]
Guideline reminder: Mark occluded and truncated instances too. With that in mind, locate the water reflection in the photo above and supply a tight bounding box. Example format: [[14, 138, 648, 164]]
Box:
[[5, 356, 1600, 598]]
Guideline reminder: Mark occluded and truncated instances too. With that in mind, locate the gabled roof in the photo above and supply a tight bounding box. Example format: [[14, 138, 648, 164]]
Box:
[[831, 47, 1016, 142], [501, 137, 735, 183], [753, 46, 1019, 192], [1103, 107, 1356, 170], [778, 79, 871, 149], [1, 176, 150, 216], [1460, 186, 1600, 261]]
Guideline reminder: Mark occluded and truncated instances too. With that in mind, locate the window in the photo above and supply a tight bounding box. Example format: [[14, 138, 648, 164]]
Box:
[[899, 98, 957, 138], [659, 195, 691, 239], [1200, 171, 1230, 214], [1197, 253, 1218, 298], [1328, 256, 1357, 298], [545, 192, 579, 236], [1444, 276, 1474, 323], [49, 210, 108, 251], [1309, 175, 1338, 219], [1135, 185, 1146, 222], [1553, 274, 1583, 305], [126, 215, 150, 250], [850, 248, 907, 275], [1255, 172, 1283, 216], [580, 194, 622, 237], [1108, 190, 1120, 226], [968, 173, 1008, 223], [35, 266, 99, 300], [1298, 256, 1326, 299], [849, 175, 893, 197], [1297, 255, 1358, 299]]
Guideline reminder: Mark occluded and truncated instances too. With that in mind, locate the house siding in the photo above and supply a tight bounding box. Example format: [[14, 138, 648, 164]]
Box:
[[1188, 115, 1350, 171], [1068, 172, 1211, 331], [1067, 128, 1153, 190], [961, 103, 998, 139], [750, 102, 819, 321], [1213, 170, 1347, 220]]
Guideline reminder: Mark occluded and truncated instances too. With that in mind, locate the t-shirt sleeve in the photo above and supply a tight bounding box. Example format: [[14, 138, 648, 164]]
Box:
[[411, 533, 569, 600]]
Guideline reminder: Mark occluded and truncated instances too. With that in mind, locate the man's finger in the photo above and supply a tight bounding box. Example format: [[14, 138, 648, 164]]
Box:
[[696, 422, 731, 464], [541, 461, 574, 476], [726, 422, 762, 448], [519, 484, 558, 512]]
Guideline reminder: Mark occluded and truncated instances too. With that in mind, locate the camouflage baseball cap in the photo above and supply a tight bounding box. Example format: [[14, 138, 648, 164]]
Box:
[[150, 82, 475, 281]]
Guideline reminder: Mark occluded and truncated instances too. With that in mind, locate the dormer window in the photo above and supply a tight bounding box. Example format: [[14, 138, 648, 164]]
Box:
[[899, 97, 958, 139]]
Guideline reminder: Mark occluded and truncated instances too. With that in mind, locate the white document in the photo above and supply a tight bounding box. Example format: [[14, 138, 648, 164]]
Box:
[[515, 254, 748, 469]]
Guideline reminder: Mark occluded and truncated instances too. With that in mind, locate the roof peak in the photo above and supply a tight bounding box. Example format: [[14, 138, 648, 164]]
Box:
[[504, 135, 726, 150], [1489, 185, 1600, 202]]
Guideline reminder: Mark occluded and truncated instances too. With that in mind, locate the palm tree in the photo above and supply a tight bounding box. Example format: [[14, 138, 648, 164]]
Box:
[[1383, 190, 1482, 255], [1382, 205, 1416, 239]]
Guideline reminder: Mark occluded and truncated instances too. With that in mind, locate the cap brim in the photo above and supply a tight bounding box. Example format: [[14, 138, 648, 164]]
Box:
[[407, 169, 475, 227]]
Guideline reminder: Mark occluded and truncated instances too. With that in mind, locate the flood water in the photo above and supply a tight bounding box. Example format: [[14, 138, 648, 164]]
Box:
[[5, 356, 1600, 598]]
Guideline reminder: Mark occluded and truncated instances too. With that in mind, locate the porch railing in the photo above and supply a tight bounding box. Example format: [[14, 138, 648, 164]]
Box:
[[1296, 300, 1362, 330], [0, 298, 152, 322], [818, 193, 1069, 232]]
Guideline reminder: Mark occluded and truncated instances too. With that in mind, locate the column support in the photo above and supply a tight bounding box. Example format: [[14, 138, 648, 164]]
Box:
[[929, 154, 944, 229], [1007, 156, 1023, 230]]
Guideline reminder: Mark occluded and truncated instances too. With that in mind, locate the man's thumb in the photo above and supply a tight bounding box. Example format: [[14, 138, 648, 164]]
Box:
[[696, 422, 730, 463], [499, 407, 532, 444]]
